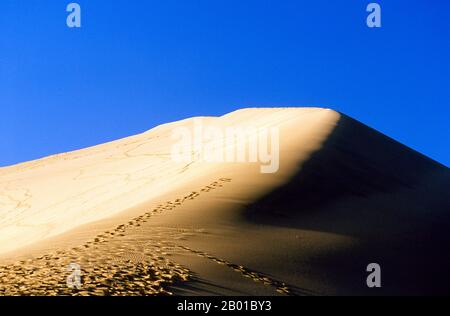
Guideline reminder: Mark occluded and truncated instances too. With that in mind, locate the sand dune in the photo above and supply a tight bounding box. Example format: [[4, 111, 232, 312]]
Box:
[[0, 108, 449, 295]]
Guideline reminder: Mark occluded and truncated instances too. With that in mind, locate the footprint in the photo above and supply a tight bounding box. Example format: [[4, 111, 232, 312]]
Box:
[[0, 178, 236, 296], [176, 244, 292, 296]]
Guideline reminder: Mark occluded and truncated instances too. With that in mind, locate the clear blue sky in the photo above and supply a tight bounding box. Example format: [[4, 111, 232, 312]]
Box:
[[1, 0, 449, 167]]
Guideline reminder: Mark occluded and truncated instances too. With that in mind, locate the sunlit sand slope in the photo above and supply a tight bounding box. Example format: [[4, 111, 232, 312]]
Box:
[[0, 108, 448, 295]]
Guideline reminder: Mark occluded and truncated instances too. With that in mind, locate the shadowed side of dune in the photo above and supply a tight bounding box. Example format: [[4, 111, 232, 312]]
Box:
[[1, 108, 448, 296], [246, 113, 449, 221], [243, 114, 450, 295]]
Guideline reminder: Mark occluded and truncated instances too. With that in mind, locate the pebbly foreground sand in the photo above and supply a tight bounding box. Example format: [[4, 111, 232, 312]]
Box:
[[0, 108, 449, 296]]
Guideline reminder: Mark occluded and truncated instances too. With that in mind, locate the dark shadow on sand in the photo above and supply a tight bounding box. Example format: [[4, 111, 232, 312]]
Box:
[[242, 114, 450, 295], [245, 114, 449, 226]]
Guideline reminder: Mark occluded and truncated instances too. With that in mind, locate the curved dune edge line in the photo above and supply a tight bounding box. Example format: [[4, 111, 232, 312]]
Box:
[[2, 107, 446, 295], [0, 108, 340, 256], [0, 108, 350, 296]]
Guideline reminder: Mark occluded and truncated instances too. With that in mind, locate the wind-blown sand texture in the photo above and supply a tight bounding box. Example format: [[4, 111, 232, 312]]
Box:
[[1, 108, 449, 295]]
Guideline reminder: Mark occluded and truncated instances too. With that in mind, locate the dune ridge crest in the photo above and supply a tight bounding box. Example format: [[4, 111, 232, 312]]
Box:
[[0, 108, 339, 255], [1, 107, 449, 295]]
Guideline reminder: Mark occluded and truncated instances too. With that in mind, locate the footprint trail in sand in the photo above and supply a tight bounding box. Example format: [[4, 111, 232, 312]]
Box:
[[0, 178, 293, 296]]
